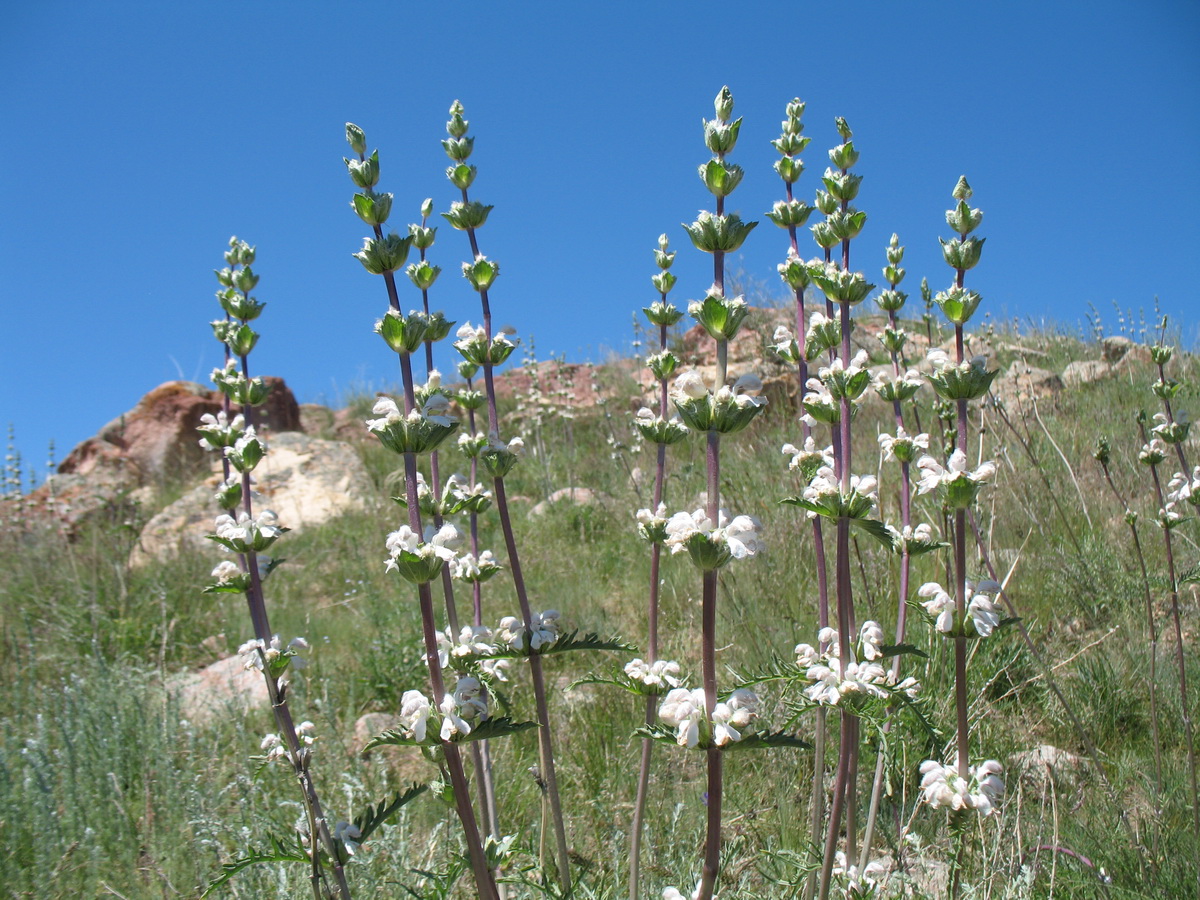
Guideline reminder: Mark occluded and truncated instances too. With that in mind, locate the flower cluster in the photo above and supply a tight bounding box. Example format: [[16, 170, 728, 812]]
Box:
[[918, 758, 1004, 815], [670, 370, 767, 435], [658, 686, 758, 748], [793, 622, 918, 708], [663, 507, 764, 570], [918, 580, 1001, 638], [384, 522, 463, 584], [238, 635, 309, 680], [395, 676, 492, 744], [915, 449, 996, 508], [497, 609, 561, 652], [366, 394, 458, 455], [878, 427, 929, 464], [211, 510, 284, 554], [624, 658, 682, 690]]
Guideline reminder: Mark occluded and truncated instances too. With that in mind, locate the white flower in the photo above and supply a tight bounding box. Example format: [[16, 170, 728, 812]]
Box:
[[439, 693, 471, 740], [794, 642, 820, 668], [658, 687, 706, 748], [711, 688, 757, 746], [859, 620, 884, 661], [437, 625, 496, 668], [781, 437, 834, 475], [968, 593, 1001, 637], [398, 690, 433, 742], [919, 758, 1004, 815], [915, 450, 996, 495], [452, 675, 489, 722], [624, 658, 682, 689], [918, 582, 955, 633], [334, 821, 362, 857], [480, 658, 511, 682], [672, 370, 709, 401], [384, 523, 463, 572], [663, 507, 764, 560], [497, 610, 560, 652], [877, 427, 929, 462], [211, 560, 243, 584]]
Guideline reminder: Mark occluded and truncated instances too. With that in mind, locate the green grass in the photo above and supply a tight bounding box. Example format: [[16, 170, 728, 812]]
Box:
[[1, 324, 1198, 898]]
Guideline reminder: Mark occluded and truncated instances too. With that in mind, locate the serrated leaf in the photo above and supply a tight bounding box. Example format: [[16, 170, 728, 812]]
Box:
[[851, 517, 893, 546], [722, 730, 811, 751], [880, 643, 929, 660], [737, 655, 807, 687], [568, 672, 664, 697], [481, 630, 635, 660], [363, 728, 425, 752], [201, 834, 309, 897], [353, 783, 428, 844], [455, 716, 539, 744]]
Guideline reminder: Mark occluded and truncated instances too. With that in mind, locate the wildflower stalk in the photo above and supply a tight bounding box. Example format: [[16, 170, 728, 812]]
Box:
[[344, 125, 499, 900], [1094, 438, 1162, 857], [859, 235, 919, 876], [209, 239, 351, 899], [1142, 338, 1200, 892], [441, 101, 572, 893], [765, 101, 835, 900], [629, 236, 684, 900], [815, 116, 868, 900]]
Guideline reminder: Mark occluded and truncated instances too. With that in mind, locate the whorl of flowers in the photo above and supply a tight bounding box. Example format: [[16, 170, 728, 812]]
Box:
[[918, 758, 1004, 815], [625, 658, 682, 690], [873, 366, 924, 403], [1138, 438, 1168, 466], [633, 407, 689, 445], [670, 370, 767, 435], [497, 609, 561, 652], [794, 621, 919, 708], [1151, 409, 1191, 445], [663, 507, 764, 570], [781, 436, 835, 483], [260, 720, 316, 764], [437, 624, 498, 669], [197, 410, 247, 451], [239, 635, 309, 680], [657, 686, 759, 748], [451, 550, 502, 583], [211, 510, 284, 554], [635, 502, 670, 543], [440, 676, 489, 740], [878, 427, 929, 464], [1168, 466, 1200, 509], [925, 348, 997, 401], [384, 522, 463, 584], [454, 320, 516, 367], [365, 394, 458, 455], [918, 580, 1002, 638], [915, 449, 996, 508]]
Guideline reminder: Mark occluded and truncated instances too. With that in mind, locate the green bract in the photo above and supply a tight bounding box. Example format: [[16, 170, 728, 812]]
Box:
[[689, 292, 749, 341], [808, 262, 874, 306], [876, 289, 907, 313], [481, 445, 521, 478], [647, 350, 680, 381], [821, 168, 862, 202], [633, 412, 689, 445], [353, 233, 413, 275], [443, 201, 493, 231], [777, 253, 811, 291], [699, 159, 744, 197], [345, 150, 379, 189], [406, 261, 442, 291], [766, 198, 814, 229], [934, 286, 983, 325], [219, 290, 266, 322], [351, 191, 393, 227], [804, 316, 841, 362], [376, 309, 430, 354], [446, 163, 477, 190], [409, 222, 437, 250], [774, 156, 804, 183], [462, 256, 499, 291], [824, 207, 867, 243], [940, 236, 985, 271], [672, 387, 766, 435], [644, 300, 683, 326], [651, 271, 678, 295], [345, 122, 366, 155], [368, 407, 458, 455], [682, 211, 757, 253], [927, 357, 998, 401]]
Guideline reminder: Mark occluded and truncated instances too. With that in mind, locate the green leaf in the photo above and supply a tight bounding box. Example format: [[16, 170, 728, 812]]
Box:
[[353, 783, 428, 844], [880, 642, 929, 660], [201, 834, 309, 897], [481, 630, 635, 660], [454, 716, 539, 744], [363, 728, 425, 752], [722, 730, 811, 751]]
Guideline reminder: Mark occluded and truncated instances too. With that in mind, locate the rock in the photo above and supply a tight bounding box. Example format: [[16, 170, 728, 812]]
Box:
[[131, 431, 376, 565], [353, 713, 402, 752], [994, 361, 1062, 403], [530, 486, 600, 516], [169, 654, 269, 724], [1100, 335, 1135, 363], [298, 403, 336, 436], [1061, 359, 1111, 388], [1008, 744, 1087, 791]]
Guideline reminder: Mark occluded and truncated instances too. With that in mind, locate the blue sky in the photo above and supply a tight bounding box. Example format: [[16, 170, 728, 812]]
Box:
[[2, 1, 1197, 482]]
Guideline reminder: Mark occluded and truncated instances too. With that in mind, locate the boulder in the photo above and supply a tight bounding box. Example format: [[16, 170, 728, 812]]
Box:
[[131, 431, 376, 565], [1008, 744, 1087, 791], [1061, 359, 1111, 388], [994, 361, 1062, 403], [531, 486, 600, 516], [169, 654, 269, 725]]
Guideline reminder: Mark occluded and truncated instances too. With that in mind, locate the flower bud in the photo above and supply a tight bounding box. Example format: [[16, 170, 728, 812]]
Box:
[[772, 132, 811, 156], [1092, 436, 1111, 466], [946, 200, 984, 235], [442, 200, 493, 230], [219, 290, 266, 322], [835, 117, 852, 141], [425, 312, 454, 344], [376, 309, 430, 354], [940, 237, 985, 271], [446, 163, 477, 190], [1150, 344, 1174, 366], [406, 261, 442, 292], [682, 211, 757, 253], [441, 136, 474, 162], [409, 223, 437, 250], [644, 300, 683, 326], [353, 233, 413, 275], [345, 150, 380, 189], [345, 122, 366, 155], [934, 287, 983, 325], [777, 252, 811, 291], [420, 197, 434, 219], [703, 118, 742, 155], [952, 175, 973, 201], [886, 234, 904, 265], [699, 159, 744, 197], [651, 271, 677, 295], [821, 168, 862, 202], [232, 267, 259, 293], [828, 141, 859, 170], [447, 101, 468, 137], [814, 190, 838, 215], [351, 191, 393, 226], [766, 198, 814, 229], [457, 359, 478, 381], [714, 85, 734, 121], [774, 156, 804, 184], [462, 256, 500, 291]]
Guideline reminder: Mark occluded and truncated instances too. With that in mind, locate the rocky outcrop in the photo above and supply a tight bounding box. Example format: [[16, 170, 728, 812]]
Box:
[[168, 654, 269, 725], [130, 431, 376, 566]]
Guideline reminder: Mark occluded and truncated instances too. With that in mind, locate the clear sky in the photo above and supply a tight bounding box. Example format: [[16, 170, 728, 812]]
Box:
[[2, 1, 1197, 482]]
